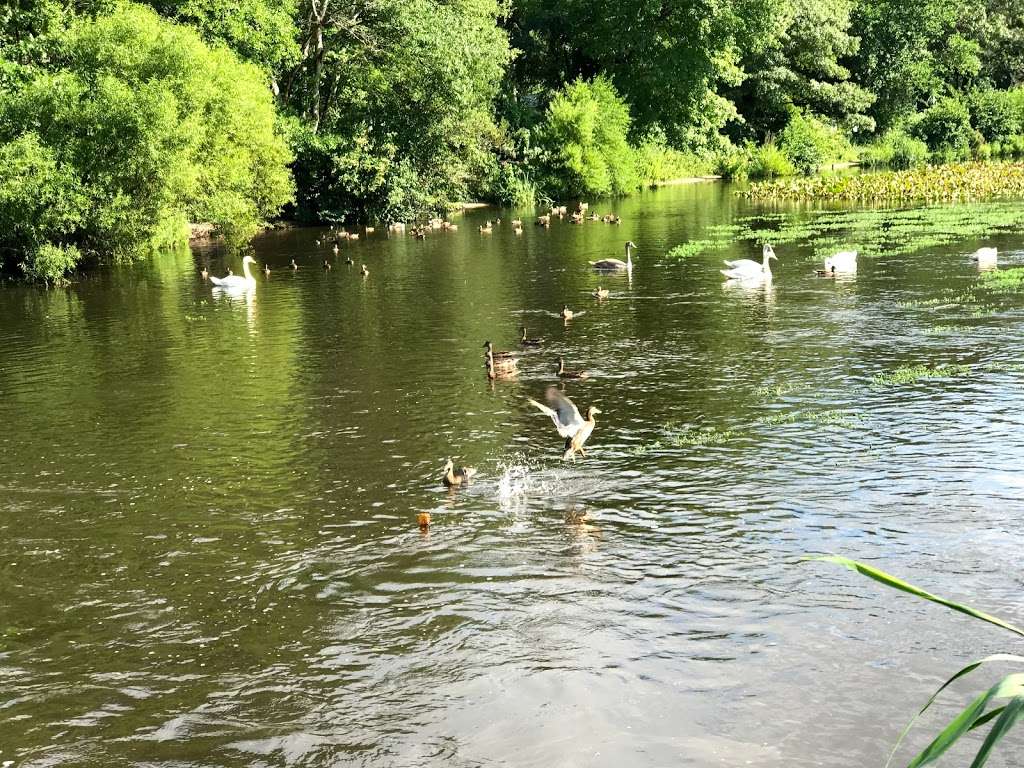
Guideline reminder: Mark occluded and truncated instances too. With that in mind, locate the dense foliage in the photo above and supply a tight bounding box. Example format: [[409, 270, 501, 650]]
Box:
[[7, 0, 1024, 279]]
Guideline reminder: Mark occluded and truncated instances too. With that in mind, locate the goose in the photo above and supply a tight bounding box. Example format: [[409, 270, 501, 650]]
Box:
[[560, 305, 574, 321], [527, 387, 601, 460], [482, 340, 517, 362], [820, 250, 857, 275], [592, 286, 609, 299], [556, 357, 588, 379], [486, 353, 518, 380], [722, 244, 777, 281], [291, 259, 298, 270], [442, 458, 477, 487], [590, 241, 636, 271], [971, 247, 997, 268], [520, 327, 543, 347], [360, 264, 369, 277], [209, 255, 257, 289]]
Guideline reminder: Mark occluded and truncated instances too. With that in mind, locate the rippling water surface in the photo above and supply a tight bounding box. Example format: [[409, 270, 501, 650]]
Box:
[[2, 183, 1024, 767]]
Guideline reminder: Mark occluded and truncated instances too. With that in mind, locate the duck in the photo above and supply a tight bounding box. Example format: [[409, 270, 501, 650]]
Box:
[[722, 244, 777, 282], [527, 387, 601, 460], [560, 305, 574, 321], [323, 260, 332, 270], [442, 458, 477, 487], [520, 326, 543, 347], [200, 266, 209, 280], [263, 263, 271, 276], [971, 247, 998, 268], [556, 205, 568, 215], [332, 243, 339, 253], [513, 226, 523, 235], [479, 221, 493, 233], [209, 255, 257, 289], [511, 219, 522, 227], [556, 357, 588, 379], [592, 286, 609, 299], [482, 340, 517, 362], [537, 214, 551, 226], [590, 241, 636, 271], [820, 250, 857, 275], [291, 259, 298, 270], [360, 264, 369, 277], [345, 255, 354, 265]]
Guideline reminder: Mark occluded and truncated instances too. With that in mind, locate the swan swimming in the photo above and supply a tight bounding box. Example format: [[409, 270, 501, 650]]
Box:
[[971, 247, 997, 269], [823, 250, 857, 275], [590, 241, 635, 271], [209, 255, 257, 290], [722, 244, 777, 281]]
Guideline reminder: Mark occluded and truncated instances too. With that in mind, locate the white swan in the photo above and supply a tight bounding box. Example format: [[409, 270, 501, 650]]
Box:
[[823, 250, 857, 275], [722, 244, 776, 281], [971, 247, 997, 269], [210, 255, 257, 289], [590, 241, 635, 271]]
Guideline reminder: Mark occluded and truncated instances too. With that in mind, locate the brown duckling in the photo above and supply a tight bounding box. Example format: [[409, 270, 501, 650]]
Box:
[[360, 264, 369, 277], [520, 326, 543, 347], [479, 221, 493, 233], [442, 458, 477, 487], [557, 357, 588, 379], [592, 286, 609, 299], [536, 214, 551, 226]]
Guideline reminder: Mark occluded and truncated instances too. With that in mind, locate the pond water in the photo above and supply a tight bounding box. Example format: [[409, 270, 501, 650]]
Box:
[[2, 182, 1024, 767]]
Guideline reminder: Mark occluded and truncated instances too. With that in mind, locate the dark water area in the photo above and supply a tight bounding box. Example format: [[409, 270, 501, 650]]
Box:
[[1, 181, 1023, 766]]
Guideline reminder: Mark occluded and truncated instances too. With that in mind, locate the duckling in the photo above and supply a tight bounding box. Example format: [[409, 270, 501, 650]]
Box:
[[291, 259, 298, 270], [414, 229, 427, 240], [587, 213, 601, 221], [479, 221, 493, 233], [447, 224, 458, 232], [200, 266, 209, 280], [511, 219, 523, 227], [577, 202, 589, 213], [315, 239, 322, 246], [561, 305, 574, 321], [365, 226, 375, 234], [592, 286, 609, 299], [323, 259, 332, 270], [345, 255, 354, 265], [442, 458, 477, 487], [264, 263, 271, 276], [570, 213, 584, 224], [360, 264, 369, 277], [332, 243, 339, 253], [537, 215, 551, 226], [513, 226, 523, 235], [349, 233, 360, 241], [556, 205, 568, 215], [520, 326, 543, 347], [557, 357, 588, 379]]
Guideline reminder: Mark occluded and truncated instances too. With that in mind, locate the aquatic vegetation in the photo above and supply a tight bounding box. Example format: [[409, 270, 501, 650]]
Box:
[[666, 240, 727, 259], [758, 410, 861, 428], [870, 364, 972, 386], [813, 556, 1024, 768], [745, 163, 1024, 202]]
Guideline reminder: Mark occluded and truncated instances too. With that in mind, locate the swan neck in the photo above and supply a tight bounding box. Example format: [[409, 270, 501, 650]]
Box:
[[242, 260, 255, 281]]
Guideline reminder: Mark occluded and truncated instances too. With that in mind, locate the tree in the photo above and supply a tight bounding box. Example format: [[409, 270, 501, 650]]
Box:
[[733, 0, 875, 139], [0, 3, 293, 281]]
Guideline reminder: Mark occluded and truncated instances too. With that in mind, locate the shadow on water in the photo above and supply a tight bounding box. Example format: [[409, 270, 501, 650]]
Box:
[[1, 182, 1024, 766]]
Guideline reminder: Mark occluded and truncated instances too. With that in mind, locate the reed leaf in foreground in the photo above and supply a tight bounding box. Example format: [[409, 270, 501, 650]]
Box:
[[810, 556, 1024, 767]]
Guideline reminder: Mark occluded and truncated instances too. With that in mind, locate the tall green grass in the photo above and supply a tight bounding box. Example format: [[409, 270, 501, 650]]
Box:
[[813, 556, 1024, 767]]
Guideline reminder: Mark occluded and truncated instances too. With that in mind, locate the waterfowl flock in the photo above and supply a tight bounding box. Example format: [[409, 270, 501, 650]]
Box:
[[199, 204, 998, 503]]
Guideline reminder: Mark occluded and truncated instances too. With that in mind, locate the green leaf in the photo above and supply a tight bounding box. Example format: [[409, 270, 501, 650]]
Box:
[[969, 696, 1024, 768], [808, 556, 1024, 637], [907, 674, 1024, 768]]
